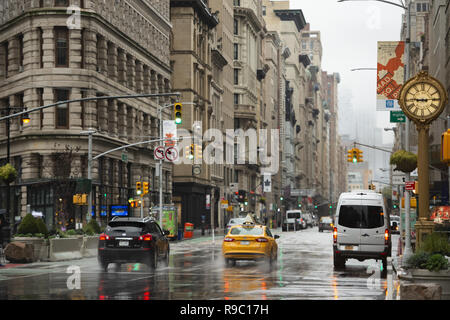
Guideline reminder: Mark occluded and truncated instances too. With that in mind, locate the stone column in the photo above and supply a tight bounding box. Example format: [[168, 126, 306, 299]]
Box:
[[23, 28, 40, 71], [118, 103, 127, 139], [135, 61, 143, 93], [22, 88, 38, 131], [143, 65, 150, 94], [41, 87, 55, 130], [98, 98, 108, 133], [69, 29, 83, 69], [127, 55, 136, 90], [83, 29, 97, 72], [108, 99, 118, 137], [96, 35, 108, 75], [7, 36, 20, 76], [107, 42, 118, 82], [150, 69, 158, 103], [117, 49, 127, 86], [41, 27, 55, 69], [127, 106, 136, 143], [70, 88, 83, 131]]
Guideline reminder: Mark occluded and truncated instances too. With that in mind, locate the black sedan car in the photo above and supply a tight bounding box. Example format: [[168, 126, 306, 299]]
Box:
[[318, 216, 334, 232], [98, 216, 170, 271]]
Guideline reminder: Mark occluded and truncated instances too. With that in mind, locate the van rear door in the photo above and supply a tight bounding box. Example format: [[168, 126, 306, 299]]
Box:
[[336, 199, 362, 250], [359, 200, 385, 253]]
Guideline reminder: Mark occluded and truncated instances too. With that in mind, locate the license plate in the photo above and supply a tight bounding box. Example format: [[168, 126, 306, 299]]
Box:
[[240, 241, 250, 245], [118, 241, 129, 247], [345, 245, 354, 250]]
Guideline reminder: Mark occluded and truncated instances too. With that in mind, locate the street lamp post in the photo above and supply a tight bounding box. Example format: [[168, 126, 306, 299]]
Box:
[[338, 0, 413, 267]]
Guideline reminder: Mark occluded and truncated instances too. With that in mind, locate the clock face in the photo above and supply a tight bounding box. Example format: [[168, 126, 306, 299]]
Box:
[[404, 82, 441, 119], [399, 71, 448, 124]]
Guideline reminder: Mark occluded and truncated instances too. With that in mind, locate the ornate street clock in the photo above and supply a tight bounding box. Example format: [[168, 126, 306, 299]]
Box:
[[398, 71, 448, 124], [398, 70, 448, 248]]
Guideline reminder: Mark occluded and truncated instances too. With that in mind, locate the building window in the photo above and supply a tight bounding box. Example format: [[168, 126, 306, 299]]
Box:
[[233, 0, 240, 6], [234, 68, 239, 85], [233, 19, 239, 35], [18, 34, 24, 70], [234, 93, 239, 105], [55, 0, 69, 6], [233, 43, 239, 60], [54, 88, 70, 128], [39, 28, 44, 68], [54, 27, 69, 67], [262, 6, 266, 16]]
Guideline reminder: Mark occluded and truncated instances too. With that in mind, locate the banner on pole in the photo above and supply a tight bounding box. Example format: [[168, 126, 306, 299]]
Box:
[[377, 41, 405, 111]]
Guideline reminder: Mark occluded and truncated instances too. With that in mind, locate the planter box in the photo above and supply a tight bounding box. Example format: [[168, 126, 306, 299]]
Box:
[[12, 237, 49, 262], [399, 268, 450, 300]]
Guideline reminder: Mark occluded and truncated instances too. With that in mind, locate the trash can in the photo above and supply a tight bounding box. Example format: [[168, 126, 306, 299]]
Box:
[[184, 223, 194, 239]]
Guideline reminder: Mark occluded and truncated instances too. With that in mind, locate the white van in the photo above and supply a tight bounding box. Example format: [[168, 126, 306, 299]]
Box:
[[282, 210, 305, 231], [333, 190, 391, 270]]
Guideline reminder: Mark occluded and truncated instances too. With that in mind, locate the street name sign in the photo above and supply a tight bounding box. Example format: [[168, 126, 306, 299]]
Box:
[[390, 110, 406, 123]]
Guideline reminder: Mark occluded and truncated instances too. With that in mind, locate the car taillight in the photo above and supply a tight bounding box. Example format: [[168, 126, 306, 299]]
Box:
[[333, 227, 337, 243], [139, 234, 152, 241], [384, 229, 389, 243], [224, 237, 235, 242], [99, 234, 110, 241], [256, 238, 268, 243]]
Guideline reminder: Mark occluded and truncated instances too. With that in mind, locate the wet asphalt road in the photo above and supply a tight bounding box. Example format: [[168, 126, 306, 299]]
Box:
[[0, 227, 399, 300]]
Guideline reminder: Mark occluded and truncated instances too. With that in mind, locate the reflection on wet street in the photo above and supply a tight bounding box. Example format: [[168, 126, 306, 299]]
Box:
[[0, 227, 397, 300]]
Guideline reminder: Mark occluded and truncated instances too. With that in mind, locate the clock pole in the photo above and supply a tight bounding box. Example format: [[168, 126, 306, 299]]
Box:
[[415, 122, 435, 247]]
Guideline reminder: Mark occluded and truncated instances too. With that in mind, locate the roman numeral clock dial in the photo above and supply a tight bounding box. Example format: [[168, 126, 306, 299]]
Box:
[[399, 71, 447, 124]]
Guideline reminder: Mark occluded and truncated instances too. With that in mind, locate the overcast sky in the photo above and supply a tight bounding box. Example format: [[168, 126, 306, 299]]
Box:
[[289, 0, 404, 145]]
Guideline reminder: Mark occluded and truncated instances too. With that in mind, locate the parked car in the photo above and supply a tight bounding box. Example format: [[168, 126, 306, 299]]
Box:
[[333, 190, 391, 271], [222, 218, 279, 268], [390, 215, 400, 234], [98, 216, 170, 272], [318, 216, 334, 232]]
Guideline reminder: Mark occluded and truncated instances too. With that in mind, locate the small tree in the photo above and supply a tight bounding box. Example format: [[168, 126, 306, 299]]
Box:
[[390, 150, 417, 173], [0, 163, 17, 184]]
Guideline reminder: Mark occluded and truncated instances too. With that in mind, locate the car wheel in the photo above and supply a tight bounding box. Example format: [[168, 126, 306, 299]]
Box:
[[333, 252, 345, 269], [163, 248, 170, 267], [99, 260, 109, 272], [147, 249, 158, 271]]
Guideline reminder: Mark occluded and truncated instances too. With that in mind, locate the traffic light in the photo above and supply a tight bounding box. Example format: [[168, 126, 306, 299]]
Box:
[[174, 102, 182, 125], [356, 148, 363, 162], [143, 182, 149, 195], [136, 181, 142, 195], [347, 148, 354, 163], [185, 144, 194, 160], [195, 143, 203, 159]]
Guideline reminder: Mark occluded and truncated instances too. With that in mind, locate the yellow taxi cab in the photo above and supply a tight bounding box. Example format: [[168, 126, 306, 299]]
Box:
[[222, 216, 279, 267]]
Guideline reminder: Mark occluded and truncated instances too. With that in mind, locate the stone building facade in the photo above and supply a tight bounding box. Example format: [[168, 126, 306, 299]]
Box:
[[0, 0, 173, 230]]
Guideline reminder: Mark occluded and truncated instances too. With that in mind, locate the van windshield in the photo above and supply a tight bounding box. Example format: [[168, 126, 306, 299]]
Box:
[[287, 212, 300, 219], [338, 205, 384, 229]]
